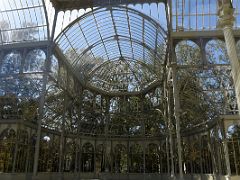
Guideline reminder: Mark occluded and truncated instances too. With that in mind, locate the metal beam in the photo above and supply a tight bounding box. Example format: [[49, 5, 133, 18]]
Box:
[[172, 29, 240, 40], [0, 41, 49, 51], [50, 0, 166, 11]]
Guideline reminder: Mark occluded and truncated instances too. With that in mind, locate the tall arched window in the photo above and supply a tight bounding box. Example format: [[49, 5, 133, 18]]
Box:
[[201, 135, 213, 174], [15, 130, 28, 172], [50, 55, 59, 80], [159, 141, 168, 173], [145, 143, 160, 173], [129, 144, 143, 173], [114, 144, 127, 173], [96, 144, 104, 173], [64, 139, 75, 172], [38, 135, 51, 172], [81, 142, 94, 172], [183, 138, 201, 174]]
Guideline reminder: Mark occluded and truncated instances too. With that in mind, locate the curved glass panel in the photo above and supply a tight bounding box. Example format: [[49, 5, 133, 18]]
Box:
[[56, 6, 167, 93]]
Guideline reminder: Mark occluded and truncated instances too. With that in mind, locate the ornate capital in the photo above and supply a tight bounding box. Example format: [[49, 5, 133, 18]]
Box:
[[217, 3, 235, 28]]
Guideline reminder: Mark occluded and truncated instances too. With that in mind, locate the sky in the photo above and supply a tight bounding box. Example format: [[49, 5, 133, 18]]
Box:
[[0, 0, 239, 41]]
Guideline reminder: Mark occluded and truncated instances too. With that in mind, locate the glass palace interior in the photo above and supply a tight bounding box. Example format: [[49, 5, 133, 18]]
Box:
[[0, 0, 240, 180]]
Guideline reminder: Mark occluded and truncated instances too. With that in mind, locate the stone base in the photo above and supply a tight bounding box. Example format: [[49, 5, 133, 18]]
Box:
[[0, 173, 239, 180]]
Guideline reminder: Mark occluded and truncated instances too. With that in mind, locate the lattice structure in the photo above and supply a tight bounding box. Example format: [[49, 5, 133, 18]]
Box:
[[0, 0, 240, 180]]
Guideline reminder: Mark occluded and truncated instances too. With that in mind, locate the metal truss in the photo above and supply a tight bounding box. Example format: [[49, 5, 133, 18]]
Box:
[[55, 6, 167, 94]]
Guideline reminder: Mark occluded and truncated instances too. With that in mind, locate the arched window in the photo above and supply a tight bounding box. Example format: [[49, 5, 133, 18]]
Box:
[[183, 139, 201, 174], [145, 143, 160, 173], [159, 141, 168, 173], [58, 64, 67, 88], [96, 144, 104, 173], [175, 40, 201, 65], [110, 97, 119, 113], [64, 139, 75, 172], [206, 40, 229, 64], [201, 135, 213, 174], [83, 90, 94, 107], [0, 89, 5, 96], [227, 125, 236, 136], [81, 142, 94, 172], [0, 129, 16, 172], [23, 49, 45, 72], [114, 144, 127, 173], [129, 144, 143, 173], [153, 87, 161, 107], [50, 55, 59, 79], [39, 135, 51, 172], [1, 52, 21, 74], [15, 130, 28, 172], [95, 95, 102, 110]]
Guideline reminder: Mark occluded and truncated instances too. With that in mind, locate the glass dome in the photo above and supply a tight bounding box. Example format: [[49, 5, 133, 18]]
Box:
[[55, 6, 167, 93]]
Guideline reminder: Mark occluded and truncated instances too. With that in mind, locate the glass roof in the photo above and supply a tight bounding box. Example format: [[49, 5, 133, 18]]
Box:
[[172, 0, 240, 31], [53, 3, 167, 38], [0, 0, 48, 45], [55, 6, 167, 93]]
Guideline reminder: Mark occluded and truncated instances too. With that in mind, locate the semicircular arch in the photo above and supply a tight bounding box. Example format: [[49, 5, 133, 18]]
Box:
[[205, 39, 229, 65], [175, 40, 201, 65], [55, 6, 167, 93]]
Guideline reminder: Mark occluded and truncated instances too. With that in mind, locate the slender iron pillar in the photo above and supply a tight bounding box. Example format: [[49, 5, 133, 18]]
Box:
[[167, 84, 175, 178], [32, 11, 58, 177], [12, 124, 19, 173], [59, 94, 68, 177], [75, 87, 83, 178]]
